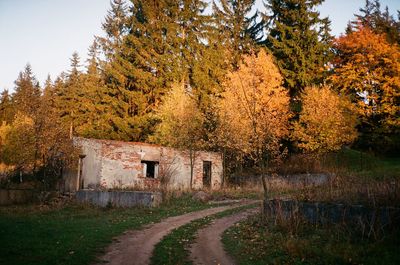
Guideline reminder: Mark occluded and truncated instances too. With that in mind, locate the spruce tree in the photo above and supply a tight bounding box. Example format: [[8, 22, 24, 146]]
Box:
[[264, 0, 333, 98], [103, 0, 218, 141], [98, 0, 129, 61], [103, 0, 170, 141], [78, 40, 115, 139], [212, 0, 263, 68], [13, 64, 41, 117], [55, 52, 84, 136], [0, 90, 14, 124]]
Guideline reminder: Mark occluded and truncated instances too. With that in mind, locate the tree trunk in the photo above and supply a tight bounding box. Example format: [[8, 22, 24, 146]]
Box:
[[261, 152, 269, 200], [222, 147, 226, 187], [261, 173, 268, 200]]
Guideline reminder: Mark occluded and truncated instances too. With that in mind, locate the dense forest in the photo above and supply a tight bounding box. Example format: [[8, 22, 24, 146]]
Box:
[[0, 0, 399, 186]]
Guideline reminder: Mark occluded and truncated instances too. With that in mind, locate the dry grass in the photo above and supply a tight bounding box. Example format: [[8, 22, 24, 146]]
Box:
[[293, 174, 400, 207]]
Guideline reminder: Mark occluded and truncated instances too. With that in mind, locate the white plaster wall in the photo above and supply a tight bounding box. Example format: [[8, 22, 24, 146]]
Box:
[[76, 138, 103, 189]]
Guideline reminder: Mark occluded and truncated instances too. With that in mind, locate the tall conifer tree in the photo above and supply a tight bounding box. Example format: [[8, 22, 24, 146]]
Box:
[[264, 0, 333, 98], [212, 0, 263, 68], [55, 52, 84, 136], [103, 0, 217, 141], [0, 90, 14, 124], [98, 0, 129, 61], [13, 64, 41, 117]]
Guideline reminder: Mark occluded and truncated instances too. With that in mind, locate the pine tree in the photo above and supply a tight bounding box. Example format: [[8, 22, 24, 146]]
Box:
[[42, 75, 56, 109], [13, 64, 41, 117], [103, 0, 170, 141], [103, 0, 218, 141], [2, 71, 76, 187], [55, 52, 84, 136], [0, 90, 14, 124], [77, 40, 115, 139], [98, 0, 129, 61], [264, 0, 333, 98], [212, 0, 263, 68], [176, 0, 229, 123]]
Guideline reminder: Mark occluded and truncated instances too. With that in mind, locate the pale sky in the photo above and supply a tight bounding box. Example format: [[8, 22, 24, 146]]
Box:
[[1, 0, 399, 93]]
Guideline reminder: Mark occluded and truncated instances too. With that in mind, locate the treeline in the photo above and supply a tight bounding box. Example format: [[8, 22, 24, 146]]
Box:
[[0, 0, 399, 182]]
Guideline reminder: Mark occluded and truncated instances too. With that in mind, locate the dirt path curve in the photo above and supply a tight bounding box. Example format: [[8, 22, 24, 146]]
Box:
[[190, 207, 260, 265], [95, 200, 256, 265]]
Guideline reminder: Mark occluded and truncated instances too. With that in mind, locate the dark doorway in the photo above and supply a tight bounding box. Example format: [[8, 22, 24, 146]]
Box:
[[203, 161, 212, 188]]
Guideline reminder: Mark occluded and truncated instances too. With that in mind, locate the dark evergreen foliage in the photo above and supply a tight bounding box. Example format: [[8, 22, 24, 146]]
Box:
[[0, 90, 14, 124], [263, 0, 333, 98], [13, 64, 41, 116], [212, 0, 264, 68]]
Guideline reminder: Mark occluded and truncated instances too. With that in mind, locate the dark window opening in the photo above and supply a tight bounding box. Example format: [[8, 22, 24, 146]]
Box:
[[141, 160, 159, 178], [203, 161, 212, 188]]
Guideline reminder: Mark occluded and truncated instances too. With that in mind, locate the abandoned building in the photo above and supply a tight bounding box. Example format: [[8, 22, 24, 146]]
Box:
[[63, 137, 223, 192]]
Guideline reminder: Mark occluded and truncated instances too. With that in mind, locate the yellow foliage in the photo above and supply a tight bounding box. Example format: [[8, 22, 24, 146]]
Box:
[[1, 106, 76, 176], [0, 112, 36, 169], [152, 83, 204, 149], [292, 86, 358, 153], [216, 49, 291, 163], [0, 122, 11, 146]]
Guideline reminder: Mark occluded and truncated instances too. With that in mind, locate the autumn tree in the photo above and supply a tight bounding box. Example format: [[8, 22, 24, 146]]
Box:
[[152, 83, 204, 188], [0, 113, 36, 172], [329, 26, 400, 152], [1, 68, 76, 189], [216, 49, 291, 195], [263, 0, 333, 97], [292, 86, 358, 154]]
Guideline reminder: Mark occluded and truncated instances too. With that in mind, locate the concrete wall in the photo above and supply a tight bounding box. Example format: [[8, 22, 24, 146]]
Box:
[[76, 190, 162, 207], [0, 189, 35, 205], [65, 138, 223, 191], [80, 139, 103, 188], [267, 173, 331, 189], [264, 199, 400, 226], [62, 168, 78, 192]]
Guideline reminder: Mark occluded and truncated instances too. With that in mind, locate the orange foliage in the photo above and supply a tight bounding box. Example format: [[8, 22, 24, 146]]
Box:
[[330, 26, 400, 131]]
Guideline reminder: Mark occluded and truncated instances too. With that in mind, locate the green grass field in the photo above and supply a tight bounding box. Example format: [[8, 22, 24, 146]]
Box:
[[0, 195, 212, 265], [324, 148, 400, 179]]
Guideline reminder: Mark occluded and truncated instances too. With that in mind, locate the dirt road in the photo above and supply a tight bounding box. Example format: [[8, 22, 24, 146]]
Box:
[[95, 200, 256, 265], [190, 208, 260, 265]]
